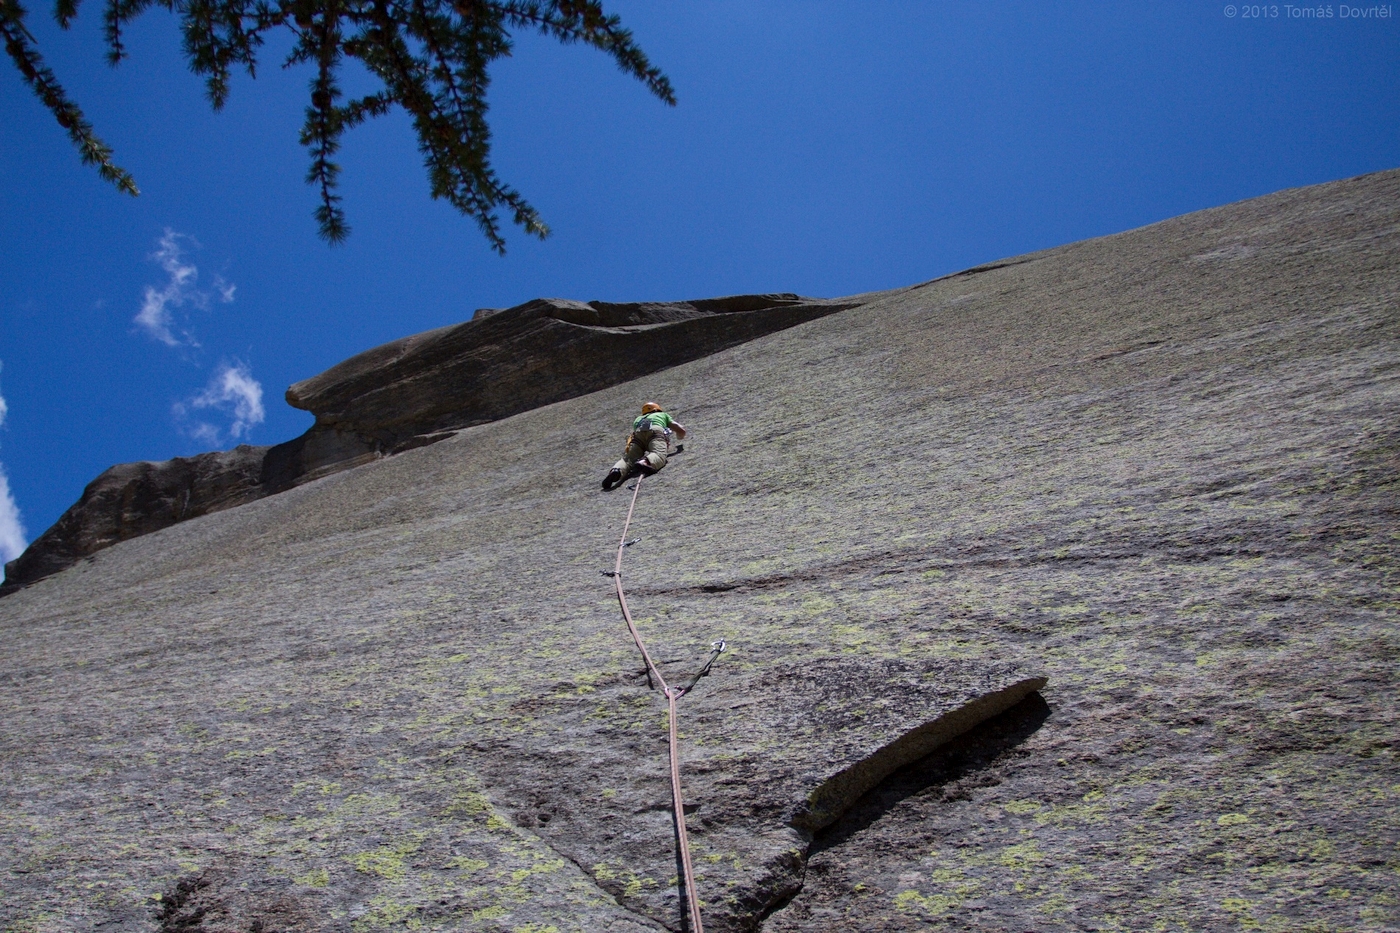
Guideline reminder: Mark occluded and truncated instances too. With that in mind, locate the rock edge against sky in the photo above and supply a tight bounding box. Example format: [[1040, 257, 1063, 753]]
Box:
[[2, 293, 867, 596]]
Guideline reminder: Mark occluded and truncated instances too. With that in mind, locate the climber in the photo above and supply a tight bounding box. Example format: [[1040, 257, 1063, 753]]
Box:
[[601, 402, 687, 491]]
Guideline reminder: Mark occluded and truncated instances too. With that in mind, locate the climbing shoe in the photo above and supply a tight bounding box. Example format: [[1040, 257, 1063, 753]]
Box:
[[601, 468, 623, 491], [633, 460, 658, 477]]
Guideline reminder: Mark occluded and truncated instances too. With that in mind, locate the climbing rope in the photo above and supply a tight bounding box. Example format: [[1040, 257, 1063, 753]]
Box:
[[610, 473, 717, 933]]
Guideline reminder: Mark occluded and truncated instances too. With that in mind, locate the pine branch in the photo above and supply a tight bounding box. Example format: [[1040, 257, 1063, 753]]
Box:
[[296, 2, 348, 241], [5, 0, 671, 247], [498, 0, 674, 104], [182, 0, 269, 109], [337, 91, 393, 127], [102, 0, 157, 64], [53, 0, 81, 28], [357, 0, 516, 249], [1, 0, 138, 193]]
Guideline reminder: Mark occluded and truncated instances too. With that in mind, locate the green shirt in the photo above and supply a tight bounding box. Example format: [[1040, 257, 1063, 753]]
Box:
[[632, 412, 676, 434]]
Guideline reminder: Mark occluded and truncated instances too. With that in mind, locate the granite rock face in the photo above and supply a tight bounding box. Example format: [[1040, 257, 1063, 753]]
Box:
[[2, 293, 865, 594], [0, 445, 268, 596], [1, 170, 1397, 932]]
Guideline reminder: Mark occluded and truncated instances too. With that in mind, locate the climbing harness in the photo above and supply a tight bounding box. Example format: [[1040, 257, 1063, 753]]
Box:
[[609, 473, 722, 933]]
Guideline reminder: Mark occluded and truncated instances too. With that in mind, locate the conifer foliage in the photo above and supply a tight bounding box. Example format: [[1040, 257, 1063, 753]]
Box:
[[0, 0, 674, 246]]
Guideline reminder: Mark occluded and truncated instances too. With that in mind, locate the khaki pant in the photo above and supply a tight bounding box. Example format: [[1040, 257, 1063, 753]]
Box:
[[613, 431, 669, 474]]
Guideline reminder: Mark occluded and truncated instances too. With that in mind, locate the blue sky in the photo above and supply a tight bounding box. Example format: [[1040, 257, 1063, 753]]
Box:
[[1, 1, 1397, 558]]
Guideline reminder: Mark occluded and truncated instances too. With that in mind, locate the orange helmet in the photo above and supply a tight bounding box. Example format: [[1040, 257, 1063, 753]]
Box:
[[641, 402, 664, 414]]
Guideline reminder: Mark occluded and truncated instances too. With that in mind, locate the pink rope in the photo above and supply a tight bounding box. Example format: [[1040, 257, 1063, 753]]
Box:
[[612, 474, 705, 933]]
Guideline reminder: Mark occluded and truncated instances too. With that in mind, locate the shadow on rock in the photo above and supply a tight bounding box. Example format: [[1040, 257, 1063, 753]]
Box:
[[809, 692, 1051, 858]]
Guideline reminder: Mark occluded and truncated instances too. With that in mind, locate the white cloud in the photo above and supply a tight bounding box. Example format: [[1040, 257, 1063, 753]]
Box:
[[0, 370, 26, 563], [174, 360, 266, 446], [213, 276, 236, 303], [134, 229, 235, 347], [0, 466, 26, 564]]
